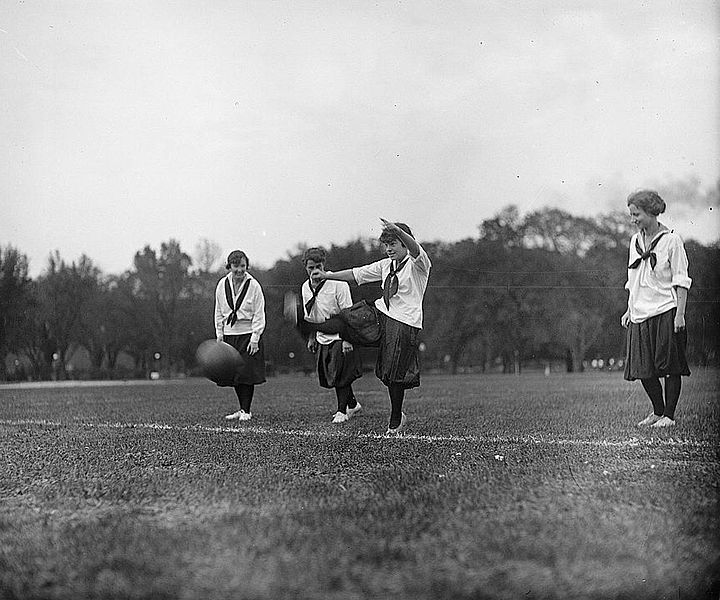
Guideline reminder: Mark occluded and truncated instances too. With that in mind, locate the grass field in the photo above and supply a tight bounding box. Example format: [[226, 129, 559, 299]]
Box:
[[1, 370, 718, 600]]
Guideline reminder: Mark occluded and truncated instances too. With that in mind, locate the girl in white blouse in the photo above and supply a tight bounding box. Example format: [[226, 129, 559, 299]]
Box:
[[621, 190, 691, 428], [301, 247, 363, 424], [317, 219, 431, 435], [214, 250, 266, 421]]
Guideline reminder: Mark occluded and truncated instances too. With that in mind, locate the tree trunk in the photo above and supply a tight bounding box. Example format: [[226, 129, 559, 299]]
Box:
[[107, 349, 119, 373], [569, 347, 585, 373], [565, 349, 574, 372], [90, 344, 104, 370]]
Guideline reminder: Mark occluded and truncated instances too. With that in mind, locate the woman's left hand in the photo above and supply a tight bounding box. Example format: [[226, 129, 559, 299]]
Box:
[[248, 341, 260, 355], [674, 314, 686, 333], [314, 268, 330, 280], [380, 217, 396, 232], [342, 341, 353, 354]]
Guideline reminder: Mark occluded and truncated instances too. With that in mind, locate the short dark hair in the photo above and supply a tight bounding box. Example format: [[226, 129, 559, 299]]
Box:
[[226, 250, 249, 269], [379, 222, 414, 245], [627, 190, 666, 216], [302, 247, 327, 266]]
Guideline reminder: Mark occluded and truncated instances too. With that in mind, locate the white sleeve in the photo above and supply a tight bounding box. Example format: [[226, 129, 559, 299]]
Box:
[[669, 235, 692, 290], [352, 260, 385, 285], [411, 243, 431, 273], [250, 281, 266, 343], [214, 280, 226, 338]]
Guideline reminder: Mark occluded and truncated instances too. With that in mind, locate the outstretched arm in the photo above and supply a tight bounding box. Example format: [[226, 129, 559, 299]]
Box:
[[380, 218, 420, 258], [317, 268, 356, 283]]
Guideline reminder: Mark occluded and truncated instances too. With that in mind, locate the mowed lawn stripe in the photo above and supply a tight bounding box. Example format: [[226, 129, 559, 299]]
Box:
[[0, 418, 711, 448]]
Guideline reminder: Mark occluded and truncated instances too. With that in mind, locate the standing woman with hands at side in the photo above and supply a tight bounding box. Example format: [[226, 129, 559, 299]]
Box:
[[622, 190, 692, 428], [214, 250, 266, 421]]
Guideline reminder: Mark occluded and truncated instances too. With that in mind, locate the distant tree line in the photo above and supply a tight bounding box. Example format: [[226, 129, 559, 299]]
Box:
[[1, 205, 718, 381]]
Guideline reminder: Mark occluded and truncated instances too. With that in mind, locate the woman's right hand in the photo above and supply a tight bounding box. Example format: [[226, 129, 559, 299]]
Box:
[[307, 338, 318, 353], [620, 310, 631, 328]]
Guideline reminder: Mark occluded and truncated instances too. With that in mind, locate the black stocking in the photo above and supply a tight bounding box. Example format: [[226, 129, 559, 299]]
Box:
[[389, 384, 405, 428], [640, 378, 664, 416], [664, 375, 681, 420], [234, 384, 254, 413], [335, 385, 354, 414]]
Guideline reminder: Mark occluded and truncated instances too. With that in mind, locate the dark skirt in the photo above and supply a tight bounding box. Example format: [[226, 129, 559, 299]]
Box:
[[217, 334, 266, 386], [624, 308, 690, 381], [316, 340, 363, 389], [376, 312, 421, 389]]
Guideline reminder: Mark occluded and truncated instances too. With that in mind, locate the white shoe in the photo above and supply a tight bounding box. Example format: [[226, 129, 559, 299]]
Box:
[[238, 411, 252, 421], [346, 402, 362, 419], [225, 410, 245, 420], [385, 412, 406, 435], [331, 412, 348, 424], [637, 412, 662, 427], [651, 416, 675, 428]]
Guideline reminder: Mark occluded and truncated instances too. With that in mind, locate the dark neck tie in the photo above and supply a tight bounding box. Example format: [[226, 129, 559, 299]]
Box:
[[382, 258, 409, 309], [225, 278, 251, 326], [305, 280, 326, 315], [628, 231, 668, 270]]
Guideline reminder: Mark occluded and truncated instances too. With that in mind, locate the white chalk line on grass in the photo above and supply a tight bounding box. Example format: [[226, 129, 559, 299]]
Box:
[[0, 419, 712, 449]]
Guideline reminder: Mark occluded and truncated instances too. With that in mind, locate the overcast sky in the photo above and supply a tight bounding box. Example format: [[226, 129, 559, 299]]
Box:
[[1, 1, 718, 277]]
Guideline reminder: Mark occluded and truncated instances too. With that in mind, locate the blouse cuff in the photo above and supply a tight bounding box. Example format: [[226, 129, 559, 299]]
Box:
[[671, 274, 692, 289]]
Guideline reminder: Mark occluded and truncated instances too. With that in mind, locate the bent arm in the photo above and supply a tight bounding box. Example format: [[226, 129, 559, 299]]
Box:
[[380, 217, 420, 258]]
